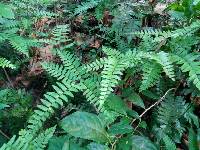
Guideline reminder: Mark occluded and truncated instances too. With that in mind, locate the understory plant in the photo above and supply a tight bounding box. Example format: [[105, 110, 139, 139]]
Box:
[[0, 0, 200, 150]]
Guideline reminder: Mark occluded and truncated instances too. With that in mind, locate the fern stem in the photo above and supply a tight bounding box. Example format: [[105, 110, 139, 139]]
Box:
[[131, 88, 175, 125]]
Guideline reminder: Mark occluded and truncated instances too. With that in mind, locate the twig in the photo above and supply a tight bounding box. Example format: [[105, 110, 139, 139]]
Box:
[[131, 88, 175, 125], [0, 129, 10, 140], [3, 68, 14, 88], [110, 88, 175, 149]]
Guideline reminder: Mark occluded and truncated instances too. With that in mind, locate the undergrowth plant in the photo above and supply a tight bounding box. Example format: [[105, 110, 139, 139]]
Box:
[[0, 0, 200, 150]]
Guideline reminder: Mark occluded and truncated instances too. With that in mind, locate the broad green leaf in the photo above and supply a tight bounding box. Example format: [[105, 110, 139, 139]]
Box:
[[87, 143, 109, 150], [0, 3, 14, 19], [138, 121, 147, 129], [117, 135, 132, 150], [104, 94, 127, 115], [132, 136, 157, 150], [128, 92, 145, 109], [99, 110, 119, 126], [60, 111, 110, 143], [126, 109, 139, 119], [122, 88, 145, 108], [48, 136, 85, 150], [108, 118, 133, 135]]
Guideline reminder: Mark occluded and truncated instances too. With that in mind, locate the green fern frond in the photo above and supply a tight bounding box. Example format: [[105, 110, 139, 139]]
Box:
[[52, 25, 71, 44], [9, 36, 29, 57], [163, 135, 176, 150], [0, 19, 19, 29], [30, 126, 56, 150], [155, 51, 175, 81], [140, 61, 162, 91], [41, 62, 70, 81], [35, 10, 57, 18], [57, 51, 85, 78], [74, 0, 102, 15], [99, 56, 127, 110], [83, 75, 101, 107], [0, 3, 14, 19], [156, 96, 186, 125], [102, 46, 124, 59], [84, 58, 107, 72], [132, 20, 200, 42], [171, 51, 200, 90], [0, 57, 15, 69]]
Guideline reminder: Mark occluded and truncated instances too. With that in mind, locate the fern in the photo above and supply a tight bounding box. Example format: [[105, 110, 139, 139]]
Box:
[[1, 1, 200, 149], [84, 58, 106, 72], [156, 96, 186, 125], [83, 75, 101, 107], [162, 135, 176, 150], [171, 51, 200, 90], [99, 54, 127, 110], [155, 51, 175, 81], [153, 96, 188, 143], [132, 20, 200, 42], [0, 57, 15, 69], [74, 0, 103, 15], [0, 3, 14, 19], [9, 36, 30, 57], [140, 61, 162, 91], [30, 126, 56, 150]]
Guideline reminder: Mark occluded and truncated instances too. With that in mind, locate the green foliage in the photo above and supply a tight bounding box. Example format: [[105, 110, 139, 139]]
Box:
[[132, 135, 157, 150], [188, 128, 199, 150], [0, 3, 14, 19], [0, 57, 15, 69], [162, 135, 176, 150], [0, 0, 200, 150], [60, 111, 110, 143], [74, 0, 103, 15], [140, 61, 162, 91]]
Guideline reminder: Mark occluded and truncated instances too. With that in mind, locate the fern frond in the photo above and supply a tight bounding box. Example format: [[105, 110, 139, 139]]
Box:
[[74, 0, 102, 15], [133, 20, 200, 42], [154, 51, 175, 81], [140, 61, 162, 91], [52, 25, 71, 44], [41, 62, 71, 81], [0, 19, 19, 29], [99, 56, 127, 110], [83, 75, 101, 107], [0, 57, 15, 69], [0, 135, 16, 150], [57, 51, 85, 78], [9, 36, 29, 56], [30, 126, 56, 150], [156, 96, 186, 125], [84, 58, 107, 72], [153, 96, 187, 143], [0, 3, 14, 19], [35, 10, 57, 18], [171, 51, 200, 90], [163, 135, 176, 150], [102, 46, 124, 59]]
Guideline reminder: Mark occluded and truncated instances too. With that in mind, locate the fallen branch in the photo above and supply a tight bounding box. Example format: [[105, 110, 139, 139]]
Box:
[[131, 88, 175, 125]]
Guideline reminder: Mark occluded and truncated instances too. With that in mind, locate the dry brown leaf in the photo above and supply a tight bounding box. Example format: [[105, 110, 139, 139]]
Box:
[[90, 39, 101, 49]]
